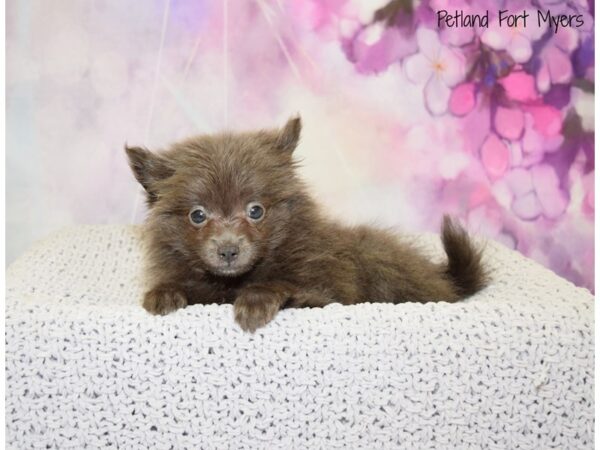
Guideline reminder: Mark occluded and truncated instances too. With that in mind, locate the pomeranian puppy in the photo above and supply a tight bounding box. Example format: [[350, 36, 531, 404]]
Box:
[[126, 116, 487, 332]]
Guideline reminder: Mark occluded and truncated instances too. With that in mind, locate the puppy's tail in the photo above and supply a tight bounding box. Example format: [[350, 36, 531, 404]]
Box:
[[441, 215, 487, 298]]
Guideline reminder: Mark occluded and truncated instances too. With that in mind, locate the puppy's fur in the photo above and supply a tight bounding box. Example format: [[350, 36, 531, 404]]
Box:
[[126, 117, 487, 332]]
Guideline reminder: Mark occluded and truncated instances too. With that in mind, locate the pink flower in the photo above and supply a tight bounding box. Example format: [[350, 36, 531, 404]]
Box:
[[492, 104, 563, 168], [498, 70, 537, 102], [520, 114, 563, 164], [449, 69, 538, 120], [530, 164, 569, 219], [493, 100, 562, 144], [350, 23, 418, 74], [449, 82, 476, 116], [582, 172, 594, 217], [480, 5, 545, 63], [522, 104, 563, 137], [504, 165, 568, 220], [404, 28, 465, 115], [494, 106, 525, 140], [536, 27, 579, 93], [480, 134, 510, 180]]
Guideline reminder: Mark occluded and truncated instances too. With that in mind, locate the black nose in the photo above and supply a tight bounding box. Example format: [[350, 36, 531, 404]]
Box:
[[218, 245, 239, 263]]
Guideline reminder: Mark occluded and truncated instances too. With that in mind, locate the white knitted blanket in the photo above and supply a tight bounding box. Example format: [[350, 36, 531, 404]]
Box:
[[5, 225, 594, 449]]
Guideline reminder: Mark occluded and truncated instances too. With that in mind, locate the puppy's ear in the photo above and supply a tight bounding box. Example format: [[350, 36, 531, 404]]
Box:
[[275, 115, 302, 153], [125, 145, 174, 202]]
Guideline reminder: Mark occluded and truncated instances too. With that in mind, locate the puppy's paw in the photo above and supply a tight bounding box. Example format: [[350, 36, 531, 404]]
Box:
[[143, 286, 188, 315], [234, 289, 283, 333]]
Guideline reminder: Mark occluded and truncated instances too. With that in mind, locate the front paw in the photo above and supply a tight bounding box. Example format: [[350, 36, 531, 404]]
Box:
[[143, 285, 188, 315], [234, 289, 283, 333]]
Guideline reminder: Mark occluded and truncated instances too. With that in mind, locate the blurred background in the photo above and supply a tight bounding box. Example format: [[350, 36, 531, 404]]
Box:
[[6, 0, 595, 290]]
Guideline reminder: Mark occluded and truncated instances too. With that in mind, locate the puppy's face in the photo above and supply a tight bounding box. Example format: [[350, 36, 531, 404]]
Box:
[[184, 201, 267, 276], [126, 117, 302, 277]]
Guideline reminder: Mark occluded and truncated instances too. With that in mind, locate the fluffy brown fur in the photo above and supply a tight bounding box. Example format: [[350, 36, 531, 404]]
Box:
[[126, 117, 487, 332]]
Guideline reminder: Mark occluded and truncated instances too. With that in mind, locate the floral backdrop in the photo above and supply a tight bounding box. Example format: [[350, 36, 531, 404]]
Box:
[[6, 0, 595, 290]]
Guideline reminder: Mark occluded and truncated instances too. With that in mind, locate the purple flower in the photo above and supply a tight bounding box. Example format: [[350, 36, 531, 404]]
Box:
[[404, 27, 465, 114]]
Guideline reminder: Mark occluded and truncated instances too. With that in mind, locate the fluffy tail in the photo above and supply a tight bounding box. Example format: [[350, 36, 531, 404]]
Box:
[[441, 215, 487, 298]]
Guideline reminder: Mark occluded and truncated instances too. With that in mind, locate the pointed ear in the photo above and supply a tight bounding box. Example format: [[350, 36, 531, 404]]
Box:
[[125, 145, 174, 202], [275, 115, 302, 153]]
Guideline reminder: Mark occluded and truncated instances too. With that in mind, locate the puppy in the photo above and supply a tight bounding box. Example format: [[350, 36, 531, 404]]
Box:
[[126, 117, 487, 332]]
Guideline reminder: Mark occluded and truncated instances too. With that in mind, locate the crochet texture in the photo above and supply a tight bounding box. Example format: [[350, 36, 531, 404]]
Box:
[[5, 225, 594, 449]]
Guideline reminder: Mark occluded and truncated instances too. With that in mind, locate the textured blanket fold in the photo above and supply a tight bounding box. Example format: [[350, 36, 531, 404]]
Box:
[[6, 225, 594, 449]]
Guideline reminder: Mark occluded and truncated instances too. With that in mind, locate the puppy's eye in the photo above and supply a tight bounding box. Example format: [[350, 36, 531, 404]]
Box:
[[189, 206, 207, 226], [246, 202, 265, 221]]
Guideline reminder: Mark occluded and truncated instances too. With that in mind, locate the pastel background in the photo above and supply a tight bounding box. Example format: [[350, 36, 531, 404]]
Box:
[[6, 0, 595, 290]]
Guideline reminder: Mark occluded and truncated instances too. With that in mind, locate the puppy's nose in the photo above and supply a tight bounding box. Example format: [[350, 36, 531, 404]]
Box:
[[218, 245, 239, 263]]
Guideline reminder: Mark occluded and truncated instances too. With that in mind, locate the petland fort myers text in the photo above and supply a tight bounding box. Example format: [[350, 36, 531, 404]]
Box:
[[437, 9, 585, 33]]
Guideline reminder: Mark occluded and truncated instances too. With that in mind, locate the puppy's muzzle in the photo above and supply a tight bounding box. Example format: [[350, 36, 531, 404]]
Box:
[[217, 244, 239, 264]]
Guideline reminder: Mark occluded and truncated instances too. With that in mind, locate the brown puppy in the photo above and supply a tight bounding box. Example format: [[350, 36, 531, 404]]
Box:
[[126, 117, 487, 332]]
